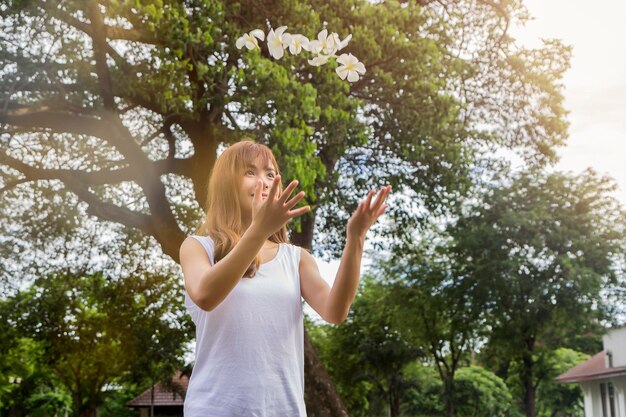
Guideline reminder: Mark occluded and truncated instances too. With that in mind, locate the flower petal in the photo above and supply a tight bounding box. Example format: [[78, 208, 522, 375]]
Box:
[[236, 37, 246, 49], [271, 46, 284, 59], [347, 71, 360, 82], [275, 26, 288, 37], [338, 34, 352, 50], [335, 66, 349, 80], [309, 40, 323, 54], [250, 29, 265, 41], [245, 39, 257, 50], [336, 53, 351, 65], [308, 55, 329, 66]]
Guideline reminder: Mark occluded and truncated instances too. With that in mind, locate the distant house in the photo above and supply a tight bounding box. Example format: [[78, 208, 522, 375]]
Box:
[[556, 326, 626, 417], [126, 371, 188, 417]]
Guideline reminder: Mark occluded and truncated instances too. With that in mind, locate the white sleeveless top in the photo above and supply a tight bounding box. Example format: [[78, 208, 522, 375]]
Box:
[[183, 235, 307, 417]]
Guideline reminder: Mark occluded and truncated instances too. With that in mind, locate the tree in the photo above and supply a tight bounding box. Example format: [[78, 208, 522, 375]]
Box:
[[449, 169, 626, 417], [402, 363, 518, 417], [453, 366, 516, 417], [2, 271, 191, 417], [0, 335, 73, 417], [309, 276, 421, 417], [534, 348, 588, 417], [1, 1, 571, 413], [381, 241, 488, 417]]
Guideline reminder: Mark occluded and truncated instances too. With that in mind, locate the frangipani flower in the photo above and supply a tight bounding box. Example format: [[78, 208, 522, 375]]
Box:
[[267, 26, 289, 59], [236, 26, 365, 83], [333, 33, 352, 51], [336, 53, 366, 82], [309, 29, 338, 56], [308, 54, 331, 66], [282, 33, 310, 55], [235, 29, 265, 50]]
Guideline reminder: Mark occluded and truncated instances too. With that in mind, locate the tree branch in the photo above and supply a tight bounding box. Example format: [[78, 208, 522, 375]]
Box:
[[88, 1, 115, 110], [0, 149, 154, 233], [0, 105, 144, 162], [50, 7, 162, 45]]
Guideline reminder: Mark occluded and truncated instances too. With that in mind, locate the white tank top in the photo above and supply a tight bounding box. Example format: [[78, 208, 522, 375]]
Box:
[[183, 235, 307, 417]]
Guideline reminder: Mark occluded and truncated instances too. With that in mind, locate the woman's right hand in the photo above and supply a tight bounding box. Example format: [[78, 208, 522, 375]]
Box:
[[250, 175, 311, 238]]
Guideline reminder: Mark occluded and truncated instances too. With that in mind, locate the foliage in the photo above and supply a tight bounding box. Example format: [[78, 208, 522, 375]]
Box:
[[0, 271, 191, 417], [454, 366, 516, 417], [449, 168, 626, 417], [308, 276, 420, 417], [535, 348, 588, 417], [0, 0, 572, 259], [0, 334, 73, 417], [0, 0, 589, 414]]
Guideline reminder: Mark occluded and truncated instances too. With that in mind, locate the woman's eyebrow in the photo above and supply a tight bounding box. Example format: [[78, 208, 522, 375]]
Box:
[[245, 164, 275, 172]]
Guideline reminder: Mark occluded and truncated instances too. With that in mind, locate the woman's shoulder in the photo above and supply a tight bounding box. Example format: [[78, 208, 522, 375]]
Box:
[[187, 234, 214, 245], [284, 242, 313, 265], [184, 234, 215, 261]]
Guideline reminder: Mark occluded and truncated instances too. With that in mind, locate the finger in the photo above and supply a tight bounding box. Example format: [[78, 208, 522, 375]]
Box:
[[254, 180, 263, 204], [288, 205, 311, 218], [267, 175, 281, 201], [285, 190, 305, 209], [279, 180, 299, 204], [364, 190, 375, 210], [372, 186, 390, 211], [355, 200, 365, 216], [375, 204, 388, 219]]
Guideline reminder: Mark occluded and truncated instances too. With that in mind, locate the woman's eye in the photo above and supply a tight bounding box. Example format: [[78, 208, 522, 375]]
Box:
[[246, 170, 254, 176], [268, 173, 275, 178]]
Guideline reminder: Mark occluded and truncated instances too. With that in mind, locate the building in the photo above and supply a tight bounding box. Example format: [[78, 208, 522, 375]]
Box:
[[556, 326, 626, 417], [126, 371, 188, 417]]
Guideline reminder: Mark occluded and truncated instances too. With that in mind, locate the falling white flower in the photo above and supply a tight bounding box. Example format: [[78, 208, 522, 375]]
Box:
[[235, 29, 265, 50], [308, 54, 331, 66], [333, 33, 352, 51], [309, 29, 339, 56], [282, 34, 310, 55], [236, 26, 366, 83], [336, 53, 366, 82], [267, 26, 289, 59]]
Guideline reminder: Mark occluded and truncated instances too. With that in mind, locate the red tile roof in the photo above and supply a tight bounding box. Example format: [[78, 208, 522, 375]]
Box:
[[556, 351, 626, 383], [127, 371, 190, 407]]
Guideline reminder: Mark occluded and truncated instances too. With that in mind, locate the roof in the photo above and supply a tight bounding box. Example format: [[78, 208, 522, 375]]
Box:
[[556, 351, 626, 383], [126, 371, 189, 407]]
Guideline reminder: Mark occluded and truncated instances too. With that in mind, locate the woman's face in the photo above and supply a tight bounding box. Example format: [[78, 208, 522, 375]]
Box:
[[239, 156, 278, 220]]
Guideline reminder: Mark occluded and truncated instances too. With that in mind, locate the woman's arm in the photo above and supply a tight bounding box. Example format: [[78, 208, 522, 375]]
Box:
[[180, 226, 267, 311], [300, 186, 391, 324]]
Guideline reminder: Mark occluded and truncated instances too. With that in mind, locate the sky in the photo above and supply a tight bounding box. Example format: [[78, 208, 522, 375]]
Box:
[[308, 0, 626, 321], [511, 0, 626, 203]]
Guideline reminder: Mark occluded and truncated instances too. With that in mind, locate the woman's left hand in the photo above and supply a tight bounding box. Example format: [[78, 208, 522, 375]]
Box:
[[346, 185, 392, 240]]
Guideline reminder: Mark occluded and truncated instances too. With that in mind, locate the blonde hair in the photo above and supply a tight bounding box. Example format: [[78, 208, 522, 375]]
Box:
[[194, 140, 289, 278]]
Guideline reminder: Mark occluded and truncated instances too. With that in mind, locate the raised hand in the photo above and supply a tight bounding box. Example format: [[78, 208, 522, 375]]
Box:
[[251, 175, 311, 238], [346, 185, 392, 240]]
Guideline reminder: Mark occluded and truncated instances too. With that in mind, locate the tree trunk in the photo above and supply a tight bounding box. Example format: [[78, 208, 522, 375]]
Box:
[[303, 331, 349, 417], [150, 384, 155, 417], [522, 350, 536, 417], [443, 375, 455, 417], [78, 407, 97, 417], [388, 375, 400, 417], [291, 211, 315, 251]]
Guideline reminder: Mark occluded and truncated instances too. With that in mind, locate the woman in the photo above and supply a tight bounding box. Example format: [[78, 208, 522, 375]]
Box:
[[179, 140, 390, 416]]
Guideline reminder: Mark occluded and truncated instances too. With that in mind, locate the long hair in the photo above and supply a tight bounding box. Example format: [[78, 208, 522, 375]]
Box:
[[194, 140, 289, 278]]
